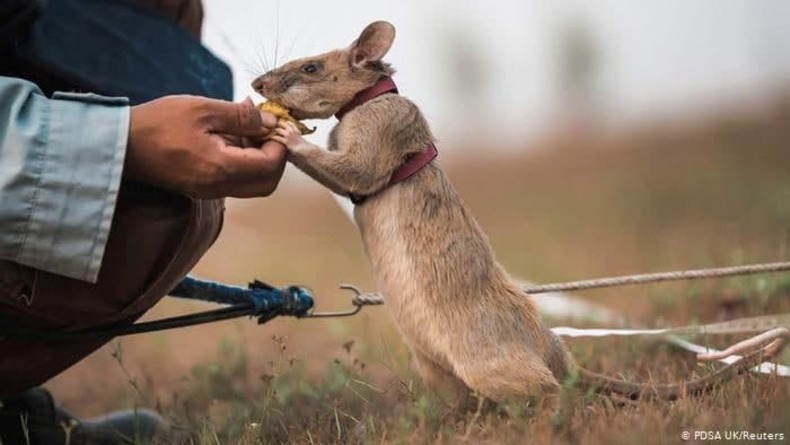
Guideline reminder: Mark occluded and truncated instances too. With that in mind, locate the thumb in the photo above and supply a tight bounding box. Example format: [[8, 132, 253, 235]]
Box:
[[203, 98, 277, 137]]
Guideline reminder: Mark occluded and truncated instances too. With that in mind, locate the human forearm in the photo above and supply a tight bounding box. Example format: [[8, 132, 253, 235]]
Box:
[[1, 77, 288, 282], [0, 77, 129, 282]]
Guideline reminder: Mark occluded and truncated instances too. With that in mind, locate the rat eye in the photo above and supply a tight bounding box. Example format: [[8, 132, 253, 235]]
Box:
[[301, 62, 321, 74]]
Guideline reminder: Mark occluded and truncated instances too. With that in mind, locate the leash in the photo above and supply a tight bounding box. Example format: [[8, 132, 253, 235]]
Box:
[[521, 261, 790, 294], [3, 260, 786, 342], [0, 276, 383, 341]]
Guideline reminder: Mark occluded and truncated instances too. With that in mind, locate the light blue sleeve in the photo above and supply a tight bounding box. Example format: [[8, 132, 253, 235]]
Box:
[[0, 76, 130, 283]]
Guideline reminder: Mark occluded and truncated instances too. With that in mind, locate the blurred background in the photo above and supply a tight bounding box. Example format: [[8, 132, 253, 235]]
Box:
[[204, 0, 790, 151], [50, 0, 790, 420]]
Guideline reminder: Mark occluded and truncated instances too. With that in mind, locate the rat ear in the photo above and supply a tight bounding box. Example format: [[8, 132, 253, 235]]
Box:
[[348, 21, 396, 69]]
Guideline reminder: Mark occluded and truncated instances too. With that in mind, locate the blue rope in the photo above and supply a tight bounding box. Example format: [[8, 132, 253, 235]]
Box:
[[0, 276, 317, 340], [169, 276, 314, 319]]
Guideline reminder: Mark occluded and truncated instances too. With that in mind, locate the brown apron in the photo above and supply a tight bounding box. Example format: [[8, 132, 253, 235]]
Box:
[[0, 181, 223, 398]]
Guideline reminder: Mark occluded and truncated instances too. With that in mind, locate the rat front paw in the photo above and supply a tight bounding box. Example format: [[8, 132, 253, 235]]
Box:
[[271, 120, 307, 152]]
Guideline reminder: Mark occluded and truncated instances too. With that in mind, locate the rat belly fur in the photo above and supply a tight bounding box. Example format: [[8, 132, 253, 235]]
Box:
[[353, 163, 572, 403]]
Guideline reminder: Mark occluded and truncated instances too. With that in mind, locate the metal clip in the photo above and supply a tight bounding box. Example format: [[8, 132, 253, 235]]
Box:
[[300, 284, 384, 318]]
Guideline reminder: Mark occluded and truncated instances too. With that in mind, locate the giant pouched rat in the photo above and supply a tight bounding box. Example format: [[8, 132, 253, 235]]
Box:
[[253, 21, 787, 405]]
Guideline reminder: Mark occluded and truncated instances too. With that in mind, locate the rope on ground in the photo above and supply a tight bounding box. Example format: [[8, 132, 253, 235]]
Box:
[[522, 261, 790, 294]]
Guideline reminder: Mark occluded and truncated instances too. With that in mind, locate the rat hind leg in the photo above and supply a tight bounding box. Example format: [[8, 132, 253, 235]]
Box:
[[453, 351, 561, 406], [412, 350, 474, 408]]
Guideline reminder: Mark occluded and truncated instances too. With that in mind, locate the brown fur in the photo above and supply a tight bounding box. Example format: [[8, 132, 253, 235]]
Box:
[[255, 21, 783, 405]]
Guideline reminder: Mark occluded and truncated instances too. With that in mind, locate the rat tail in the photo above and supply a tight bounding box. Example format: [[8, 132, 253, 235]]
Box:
[[577, 347, 775, 401]]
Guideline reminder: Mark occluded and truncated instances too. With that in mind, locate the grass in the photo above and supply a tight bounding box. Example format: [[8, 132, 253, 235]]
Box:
[[48, 100, 790, 443]]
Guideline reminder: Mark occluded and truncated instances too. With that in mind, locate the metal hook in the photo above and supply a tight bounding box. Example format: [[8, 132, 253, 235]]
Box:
[[300, 284, 384, 318]]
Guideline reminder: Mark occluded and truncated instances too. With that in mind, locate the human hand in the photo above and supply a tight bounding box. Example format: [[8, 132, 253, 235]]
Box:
[[125, 96, 287, 198]]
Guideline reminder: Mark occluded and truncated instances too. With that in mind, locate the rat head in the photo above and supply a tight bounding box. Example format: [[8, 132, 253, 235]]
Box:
[[252, 21, 396, 120]]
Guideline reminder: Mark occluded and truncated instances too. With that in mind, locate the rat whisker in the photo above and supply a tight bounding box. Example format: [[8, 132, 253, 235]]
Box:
[[204, 15, 248, 67], [282, 24, 302, 62], [254, 36, 272, 72], [238, 49, 269, 79], [247, 13, 272, 72], [242, 63, 264, 80], [279, 4, 316, 64], [253, 47, 271, 73], [273, 0, 281, 68]]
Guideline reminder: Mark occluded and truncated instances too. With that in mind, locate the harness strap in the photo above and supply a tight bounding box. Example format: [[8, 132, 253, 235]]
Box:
[[334, 77, 438, 205]]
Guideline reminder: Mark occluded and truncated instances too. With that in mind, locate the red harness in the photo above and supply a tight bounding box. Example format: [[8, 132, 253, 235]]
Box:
[[335, 77, 438, 205]]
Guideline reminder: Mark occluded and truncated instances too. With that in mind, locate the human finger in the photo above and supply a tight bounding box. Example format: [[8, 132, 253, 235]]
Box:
[[240, 97, 278, 131], [201, 98, 276, 136], [219, 140, 287, 179], [216, 141, 288, 197]]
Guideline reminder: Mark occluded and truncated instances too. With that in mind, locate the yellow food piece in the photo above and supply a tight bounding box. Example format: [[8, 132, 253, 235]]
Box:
[[258, 101, 316, 137]]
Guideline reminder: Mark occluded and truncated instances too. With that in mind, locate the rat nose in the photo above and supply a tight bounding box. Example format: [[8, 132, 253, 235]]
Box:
[[252, 73, 292, 96], [251, 75, 267, 92], [252, 73, 281, 94]]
